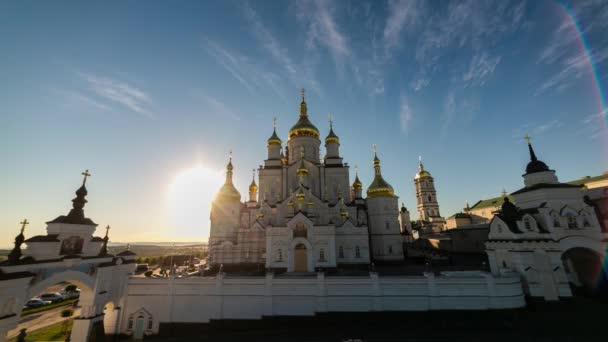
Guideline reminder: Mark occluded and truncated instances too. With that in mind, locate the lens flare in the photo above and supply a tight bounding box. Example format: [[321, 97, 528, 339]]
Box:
[[167, 165, 224, 240]]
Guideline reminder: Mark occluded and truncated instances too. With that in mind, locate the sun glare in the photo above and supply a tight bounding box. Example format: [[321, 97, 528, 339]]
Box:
[[167, 165, 224, 240]]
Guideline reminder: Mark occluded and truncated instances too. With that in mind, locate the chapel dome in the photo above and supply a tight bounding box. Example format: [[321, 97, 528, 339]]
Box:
[[289, 91, 320, 140], [366, 152, 395, 198]]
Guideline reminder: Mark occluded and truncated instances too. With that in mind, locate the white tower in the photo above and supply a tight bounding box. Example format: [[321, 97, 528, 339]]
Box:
[[366, 146, 403, 262], [414, 157, 445, 232]]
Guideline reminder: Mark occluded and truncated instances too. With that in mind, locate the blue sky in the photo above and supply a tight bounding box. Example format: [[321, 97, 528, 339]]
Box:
[[1, 0, 607, 247]]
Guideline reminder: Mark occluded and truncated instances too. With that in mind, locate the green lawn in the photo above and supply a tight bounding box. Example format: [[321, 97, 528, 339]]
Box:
[[9, 319, 72, 342], [21, 299, 78, 317]]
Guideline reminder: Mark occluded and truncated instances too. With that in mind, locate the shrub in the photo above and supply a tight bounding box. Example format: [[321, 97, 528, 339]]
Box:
[[64, 284, 77, 292], [61, 309, 73, 318], [144, 270, 153, 277]]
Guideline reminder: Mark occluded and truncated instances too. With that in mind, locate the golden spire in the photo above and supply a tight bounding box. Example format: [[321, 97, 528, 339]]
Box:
[[299, 88, 308, 117], [352, 165, 363, 190], [367, 145, 394, 198], [19, 218, 29, 234]]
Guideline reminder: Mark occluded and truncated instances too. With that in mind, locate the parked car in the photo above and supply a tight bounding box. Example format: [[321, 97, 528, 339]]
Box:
[[23, 299, 52, 309], [39, 292, 64, 303], [60, 288, 81, 299]]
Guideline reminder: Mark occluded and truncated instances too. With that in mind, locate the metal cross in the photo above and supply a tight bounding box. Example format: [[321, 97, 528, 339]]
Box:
[[252, 168, 256, 180], [272, 117, 277, 129], [81, 169, 91, 185], [524, 134, 531, 144], [105, 225, 111, 237], [229, 150, 233, 160], [329, 114, 334, 126], [300, 88, 305, 101], [19, 218, 29, 234], [372, 144, 377, 154]]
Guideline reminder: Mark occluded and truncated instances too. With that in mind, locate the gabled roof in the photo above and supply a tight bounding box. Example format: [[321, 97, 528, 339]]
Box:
[[24, 234, 60, 242], [470, 196, 513, 211], [511, 183, 581, 195]]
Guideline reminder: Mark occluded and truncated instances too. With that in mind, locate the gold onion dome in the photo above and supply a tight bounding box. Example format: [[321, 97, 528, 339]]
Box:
[[352, 169, 363, 190], [366, 149, 395, 198], [288, 89, 320, 139], [217, 156, 241, 201], [267, 127, 282, 146], [325, 122, 339, 144], [249, 172, 258, 193], [415, 159, 431, 179]]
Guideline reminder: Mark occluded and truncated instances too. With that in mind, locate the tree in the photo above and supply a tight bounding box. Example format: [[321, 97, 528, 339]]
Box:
[[64, 284, 77, 293]]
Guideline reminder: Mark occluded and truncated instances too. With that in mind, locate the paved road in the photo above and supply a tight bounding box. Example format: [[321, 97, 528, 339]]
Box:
[[7, 304, 80, 339]]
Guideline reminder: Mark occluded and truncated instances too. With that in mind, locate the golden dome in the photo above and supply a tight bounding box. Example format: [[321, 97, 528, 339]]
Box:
[[216, 157, 241, 201], [352, 172, 363, 190], [325, 124, 339, 144], [366, 151, 394, 198], [288, 91, 320, 139], [267, 128, 282, 146], [415, 160, 432, 180]]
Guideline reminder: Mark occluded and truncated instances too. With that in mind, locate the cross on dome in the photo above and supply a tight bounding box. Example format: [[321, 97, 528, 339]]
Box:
[[81, 169, 91, 186], [19, 218, 29, 234]]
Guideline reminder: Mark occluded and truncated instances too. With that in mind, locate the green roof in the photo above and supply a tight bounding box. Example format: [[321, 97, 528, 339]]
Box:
[[470, 173, 607, 211], [566, 174, 608, 186], [469, 196, 513, 211]]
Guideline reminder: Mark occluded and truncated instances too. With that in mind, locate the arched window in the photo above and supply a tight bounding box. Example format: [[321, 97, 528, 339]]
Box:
[[385, 221, 390, 230], [524, 218, 533, 231], [319, 248, 326, 261], [428, 195, 432, 202], [497, 224, 503, 233], [355, 246, 361, 258], [128, 318, 133, 330], [277, 249, 283, 261], [388, 245, 393, 254], [567, 214, 578, 229], [148, 318, 153, 330], [339, 246, 344, 258]]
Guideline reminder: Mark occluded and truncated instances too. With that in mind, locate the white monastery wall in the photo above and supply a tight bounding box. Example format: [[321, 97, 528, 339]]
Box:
[[120, 272, 525, 337]]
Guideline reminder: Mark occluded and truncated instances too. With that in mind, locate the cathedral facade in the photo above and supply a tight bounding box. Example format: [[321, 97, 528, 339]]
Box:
[[208, 92, 405, 272]]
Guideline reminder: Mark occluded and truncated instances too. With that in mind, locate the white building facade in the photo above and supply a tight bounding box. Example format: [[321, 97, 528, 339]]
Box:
[[486, 138, 607, 300], [208, 92, 406, 272]]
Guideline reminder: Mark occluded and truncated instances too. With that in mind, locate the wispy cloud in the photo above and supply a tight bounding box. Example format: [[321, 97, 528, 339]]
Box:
[[383, 0, 424, 53], [410, 1, 525, 91], [51, 88, 112, 112], [512, 119, 564, 139], [536, 0, 608, 95], [241, 2, 320, 95], [297, 0, 350, 72], [203, 38, 285, 99], [192, 90, 240, 121], [78, 72, 154, 118], [399, 92, 413, 132], [463, 52, 502, 87], [441, 91, 456, 135]]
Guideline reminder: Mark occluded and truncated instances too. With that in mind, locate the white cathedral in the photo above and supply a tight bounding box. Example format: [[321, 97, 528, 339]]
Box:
[[207, 91, 438, 272]]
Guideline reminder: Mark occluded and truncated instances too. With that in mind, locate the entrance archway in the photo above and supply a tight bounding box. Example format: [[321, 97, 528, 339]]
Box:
[[562, 247, 607, 296], [294, 244, 308, 272]]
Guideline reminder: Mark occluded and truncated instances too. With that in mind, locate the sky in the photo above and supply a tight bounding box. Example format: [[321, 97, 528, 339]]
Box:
[[1, 0, 607, 247]]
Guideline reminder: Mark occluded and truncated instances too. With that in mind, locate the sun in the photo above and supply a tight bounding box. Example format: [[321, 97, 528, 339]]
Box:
[[167, 165, 224, 240]]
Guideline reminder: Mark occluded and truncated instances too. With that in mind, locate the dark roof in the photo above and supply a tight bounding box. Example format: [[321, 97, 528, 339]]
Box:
[[117, 250, 136, 256], [511, 183, 582, 195], [448, 212, 471, 219], [24, 234, 60, 242], [526, 160, 550, 174], [47, 215, 97, 226]]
